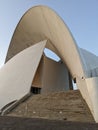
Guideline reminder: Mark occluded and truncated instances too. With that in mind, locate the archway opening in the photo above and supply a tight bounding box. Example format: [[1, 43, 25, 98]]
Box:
[[31, 48, 75, 94], [44, 48, 60, 62]]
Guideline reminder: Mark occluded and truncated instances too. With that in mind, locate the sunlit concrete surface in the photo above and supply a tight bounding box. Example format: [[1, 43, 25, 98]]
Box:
[[0, 41, 46, 109], [86, 77, 98, 121]]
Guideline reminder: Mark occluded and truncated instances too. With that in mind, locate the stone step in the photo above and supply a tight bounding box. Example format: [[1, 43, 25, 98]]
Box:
[[0, 116, 98, 130], [7, 90, 94, 122]]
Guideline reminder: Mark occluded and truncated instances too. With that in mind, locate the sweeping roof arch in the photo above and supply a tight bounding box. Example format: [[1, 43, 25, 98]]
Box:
[[5, 5, 86, 78]]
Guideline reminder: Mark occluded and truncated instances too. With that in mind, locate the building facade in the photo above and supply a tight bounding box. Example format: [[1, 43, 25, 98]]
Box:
[[0, 6, 98, 122]]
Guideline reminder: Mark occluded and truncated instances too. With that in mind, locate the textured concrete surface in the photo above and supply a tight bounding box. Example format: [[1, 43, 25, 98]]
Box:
[[7, 90, 94, 122], [0, 116, 98, 130]]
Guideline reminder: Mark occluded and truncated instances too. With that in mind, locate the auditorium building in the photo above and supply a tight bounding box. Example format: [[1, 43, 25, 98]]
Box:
[[0, 6, 98, 123]]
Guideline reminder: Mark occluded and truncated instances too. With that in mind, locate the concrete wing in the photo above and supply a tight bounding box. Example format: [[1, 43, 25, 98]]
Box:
[[0, 40, 46, 109]]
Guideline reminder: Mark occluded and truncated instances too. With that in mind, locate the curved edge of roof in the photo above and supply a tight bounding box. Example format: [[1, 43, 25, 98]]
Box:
[[5, 5, 86, 78]]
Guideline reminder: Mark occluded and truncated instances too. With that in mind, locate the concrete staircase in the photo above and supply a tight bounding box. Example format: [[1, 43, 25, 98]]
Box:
[[0, 116, 98, 130], [7, 90, 94, 122]]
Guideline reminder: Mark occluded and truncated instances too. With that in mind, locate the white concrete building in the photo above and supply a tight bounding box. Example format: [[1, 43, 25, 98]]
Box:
[[0, 6, 98, 122]]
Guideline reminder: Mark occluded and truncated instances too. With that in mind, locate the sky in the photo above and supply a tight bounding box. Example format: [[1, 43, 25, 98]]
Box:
[[0, 0, 98, 68]]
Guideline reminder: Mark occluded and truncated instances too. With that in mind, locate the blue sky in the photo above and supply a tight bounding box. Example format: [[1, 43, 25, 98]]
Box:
[[0, 0, 98, 67]]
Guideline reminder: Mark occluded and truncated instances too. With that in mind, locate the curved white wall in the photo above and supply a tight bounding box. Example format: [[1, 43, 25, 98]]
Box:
[[0, 41, 46, 109], [86, 77, 98, 122]]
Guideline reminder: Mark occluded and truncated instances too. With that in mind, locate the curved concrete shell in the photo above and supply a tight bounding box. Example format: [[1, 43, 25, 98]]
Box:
[[5, 6, 86, 79], [0, 6, 98, 122], [0, 41, 46, 109]]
